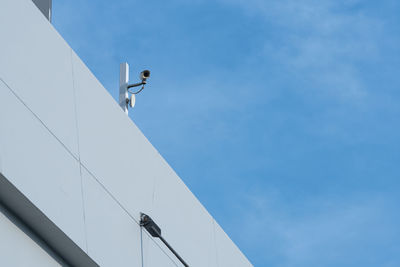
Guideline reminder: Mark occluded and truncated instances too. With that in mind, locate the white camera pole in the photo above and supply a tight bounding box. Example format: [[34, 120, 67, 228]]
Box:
[[119, 62, 149, 114], [119, 62, 129, 115]]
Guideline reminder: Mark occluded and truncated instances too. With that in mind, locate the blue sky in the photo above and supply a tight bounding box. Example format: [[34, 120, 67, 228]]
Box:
[[52, 0, 400, 266]]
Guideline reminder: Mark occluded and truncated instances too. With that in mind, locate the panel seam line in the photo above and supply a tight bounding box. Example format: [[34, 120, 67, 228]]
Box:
[[70, 49, 89, 253]]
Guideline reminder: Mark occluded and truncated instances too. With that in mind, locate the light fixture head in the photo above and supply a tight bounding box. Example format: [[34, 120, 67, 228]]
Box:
[[140, 213, 161, 238]]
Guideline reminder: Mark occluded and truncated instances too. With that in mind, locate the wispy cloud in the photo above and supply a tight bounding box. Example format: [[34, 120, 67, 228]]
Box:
[[53, 2, 400, 266], [219, 0, 385, 101], [235, 190, 400, 266]]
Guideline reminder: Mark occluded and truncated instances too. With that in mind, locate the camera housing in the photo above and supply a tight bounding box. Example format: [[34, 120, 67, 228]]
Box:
[[140, 70, 150, 81]]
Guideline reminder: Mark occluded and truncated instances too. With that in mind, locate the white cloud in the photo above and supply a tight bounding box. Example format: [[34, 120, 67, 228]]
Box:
[[219, 0, 385, 101], [235, 190, 400, 266]]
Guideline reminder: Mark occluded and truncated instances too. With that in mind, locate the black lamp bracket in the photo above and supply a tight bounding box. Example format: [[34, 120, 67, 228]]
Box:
[[140, 213, 189, 267]]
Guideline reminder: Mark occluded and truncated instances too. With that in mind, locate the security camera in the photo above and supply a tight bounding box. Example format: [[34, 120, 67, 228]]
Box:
[[140, 70, 150, 81], [127, 69, 151, 89], [119, 63, 152, 114]]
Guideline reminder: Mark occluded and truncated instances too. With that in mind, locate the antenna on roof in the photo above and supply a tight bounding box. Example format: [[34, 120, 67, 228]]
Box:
[[119, 62, 151, 115]]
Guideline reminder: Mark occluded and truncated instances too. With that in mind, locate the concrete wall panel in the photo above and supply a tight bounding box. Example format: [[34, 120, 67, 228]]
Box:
[[0, 208, 62, 267], [0, 0, 79, 157], [0, 0, 252, 265], [0, 80, 86, 251], [72, 52, 158, 221], [151, 165, 218, 267], [141, 232, 179, 267], [81, 167, 142, 267]]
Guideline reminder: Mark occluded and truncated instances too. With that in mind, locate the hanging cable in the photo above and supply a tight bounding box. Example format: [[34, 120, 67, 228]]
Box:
[[127, 84, 145, 95]]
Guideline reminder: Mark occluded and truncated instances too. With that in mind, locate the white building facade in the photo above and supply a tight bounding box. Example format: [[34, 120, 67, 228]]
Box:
[[0, 0, 253, 266]]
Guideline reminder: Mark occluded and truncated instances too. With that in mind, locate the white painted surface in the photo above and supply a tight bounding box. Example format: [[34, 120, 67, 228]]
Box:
[[0, 80, 87, 251], [152, 165, 218, 267], [141, 232, 180, 267], [0, 208, 62, 267], [0, 0, 79, 158], [81, 168, 142, 267], [72, 51, 159, 222], [0, 0, 252, 266]]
